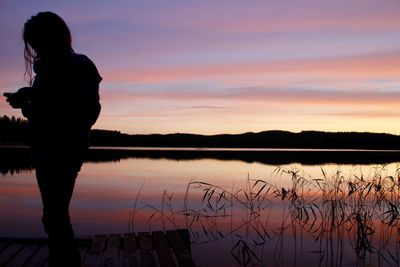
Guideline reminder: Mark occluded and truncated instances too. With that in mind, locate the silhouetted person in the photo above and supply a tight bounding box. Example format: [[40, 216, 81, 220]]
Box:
[[4, 12, 101, 267]]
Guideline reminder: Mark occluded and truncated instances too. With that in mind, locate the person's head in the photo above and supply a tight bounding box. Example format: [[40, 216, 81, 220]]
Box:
[[23, 12, 72, 82]]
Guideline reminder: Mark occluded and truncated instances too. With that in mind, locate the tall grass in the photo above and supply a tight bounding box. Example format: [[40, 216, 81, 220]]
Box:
[[129, 165, 400, 266]]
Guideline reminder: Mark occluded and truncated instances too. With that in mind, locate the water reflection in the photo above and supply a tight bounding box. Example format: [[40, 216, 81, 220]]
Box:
[[0, 147, 33, 175], [2, 146, 400, 175], [1, 147, 400, 266], [131, 167, 400, 266]]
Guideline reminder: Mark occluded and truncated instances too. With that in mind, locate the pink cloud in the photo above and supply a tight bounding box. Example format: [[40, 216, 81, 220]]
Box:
[[141, 1, 400, 34], [99, 49, 400, 107], [103, 50, 400, 85], [100, 86, 400, 107]]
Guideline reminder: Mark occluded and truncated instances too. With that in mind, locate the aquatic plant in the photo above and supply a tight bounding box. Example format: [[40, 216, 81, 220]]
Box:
[[129, 165, 400, 267]]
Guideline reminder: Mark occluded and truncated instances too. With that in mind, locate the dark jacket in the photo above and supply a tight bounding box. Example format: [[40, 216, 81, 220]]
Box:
[[21, 52, 101, 165]]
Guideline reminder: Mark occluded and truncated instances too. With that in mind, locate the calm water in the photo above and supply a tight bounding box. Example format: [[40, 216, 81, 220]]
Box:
[[1, 147, 400, 266]]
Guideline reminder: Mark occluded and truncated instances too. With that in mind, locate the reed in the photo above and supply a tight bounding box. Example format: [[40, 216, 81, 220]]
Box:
[[129, 165, 400, 266]]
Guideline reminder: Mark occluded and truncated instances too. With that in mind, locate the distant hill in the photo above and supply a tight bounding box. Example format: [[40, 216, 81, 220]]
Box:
[[90, 129, 400, 150], [1, 115, 400, 149]]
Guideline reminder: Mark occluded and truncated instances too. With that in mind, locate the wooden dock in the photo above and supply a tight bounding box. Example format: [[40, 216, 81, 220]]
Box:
[[0, 229, 196, 267]]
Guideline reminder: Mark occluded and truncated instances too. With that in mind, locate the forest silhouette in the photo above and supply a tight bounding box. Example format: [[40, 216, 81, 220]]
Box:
[[2, 115, 400, 150], [2, 115, 400, 175]]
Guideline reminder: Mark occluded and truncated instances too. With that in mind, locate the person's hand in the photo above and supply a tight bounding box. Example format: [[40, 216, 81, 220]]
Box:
[[4, 92, 20, 108], [4, 87, 31, 109]]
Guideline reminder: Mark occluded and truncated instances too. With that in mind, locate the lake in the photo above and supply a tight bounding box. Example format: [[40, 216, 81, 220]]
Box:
[[1, 147, 400, 266]]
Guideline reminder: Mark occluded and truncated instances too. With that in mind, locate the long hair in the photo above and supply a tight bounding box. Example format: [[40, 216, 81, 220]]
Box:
[[23, 12, 72, 85]]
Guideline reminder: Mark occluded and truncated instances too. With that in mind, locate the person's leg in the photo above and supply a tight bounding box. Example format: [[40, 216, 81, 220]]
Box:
[[36, 162, 81, 267]]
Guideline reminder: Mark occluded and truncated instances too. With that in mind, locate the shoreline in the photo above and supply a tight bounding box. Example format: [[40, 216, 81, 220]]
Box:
[[2, 146, 400, 171]]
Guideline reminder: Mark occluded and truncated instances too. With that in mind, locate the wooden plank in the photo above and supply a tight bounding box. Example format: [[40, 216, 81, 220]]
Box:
[[0, 230, 194, 267], [78, 244, 89, 264], [177, 229, 191, 254], [103, 234, 121, 267], [74, 237, 91, 264], [24, 244, 48, 267], [0, 243, 8, 253], [122, 234, 137, 267], [137, 232, 157, 267], [0, 243, 23, 266], [152, 231, 176, 267], [84, 234, 107, 267], [166, 230, 195, 267], [6, 244, 39, 267], [0, 238, 48, 245]]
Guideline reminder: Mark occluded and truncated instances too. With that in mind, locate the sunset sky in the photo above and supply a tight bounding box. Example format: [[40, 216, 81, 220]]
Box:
[[1, 0, 400, 134]]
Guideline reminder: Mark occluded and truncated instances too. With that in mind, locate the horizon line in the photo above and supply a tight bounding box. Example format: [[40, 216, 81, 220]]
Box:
[[92, 128, 399, 136]]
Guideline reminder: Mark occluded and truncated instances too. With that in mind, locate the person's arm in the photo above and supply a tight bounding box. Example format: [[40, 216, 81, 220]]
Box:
[[4, 87, 33, 117]]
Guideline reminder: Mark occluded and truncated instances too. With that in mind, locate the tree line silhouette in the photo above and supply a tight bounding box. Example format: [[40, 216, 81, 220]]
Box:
[[0, 115, 29, 145], [90, 129, 400, 149], [2, 115, 400, 149]]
